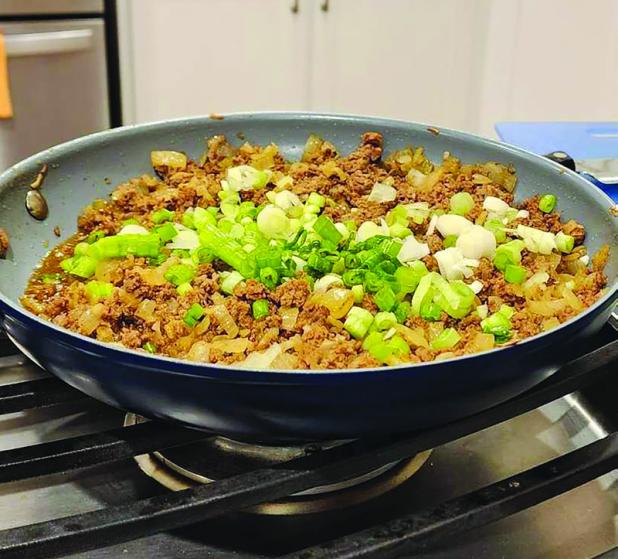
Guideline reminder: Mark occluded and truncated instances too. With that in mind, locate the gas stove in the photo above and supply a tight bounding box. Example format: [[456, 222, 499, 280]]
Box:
[[0, 319, 616, 559]]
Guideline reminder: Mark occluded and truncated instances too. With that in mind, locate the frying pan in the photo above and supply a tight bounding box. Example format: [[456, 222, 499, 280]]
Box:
[[0, 113, 616, 443]]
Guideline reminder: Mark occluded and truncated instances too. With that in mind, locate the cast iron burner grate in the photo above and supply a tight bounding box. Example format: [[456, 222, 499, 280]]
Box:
[[0, 319, 616, 559]]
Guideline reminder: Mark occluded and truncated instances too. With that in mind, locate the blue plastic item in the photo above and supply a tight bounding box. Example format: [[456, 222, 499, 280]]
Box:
[[496, 122, 618, 201]]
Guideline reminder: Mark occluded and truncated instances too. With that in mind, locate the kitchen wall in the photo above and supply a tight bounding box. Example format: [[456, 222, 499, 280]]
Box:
[[118, 0, 618, 137]]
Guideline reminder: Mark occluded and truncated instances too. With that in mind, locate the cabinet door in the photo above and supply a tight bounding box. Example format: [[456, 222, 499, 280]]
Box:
[[125, 0, 312, 123], [310, 0, 490, 132]]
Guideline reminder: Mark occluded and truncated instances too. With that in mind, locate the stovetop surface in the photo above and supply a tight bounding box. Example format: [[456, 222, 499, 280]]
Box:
[[0, 326, 616, 559]]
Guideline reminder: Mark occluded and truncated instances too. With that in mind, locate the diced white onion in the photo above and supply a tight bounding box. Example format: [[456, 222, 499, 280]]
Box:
[[483, 196, 511, 214], [335, 222, 350, 240], [397, 235, 430, 263], [257, 205, 291, 239], [166, 229, 200, 250], [579, 254, 590, 265], [476, 304, 489, 319], [367, 182, 397, 203], [469, 280, 484, 294], [434, 247, 479, 280], [237, 343, 282, 369], [118, 224, 149, 236], [435, 214, 474, 237], [274, 190, 302, 211], [456, 225, 496, 260], [516, 209, 529, 219], [406, 168, 426, 188], [356, 221, 387, 242], [516, 225, 557, 255], [314, 274, 344, 291], [427, 214, 438, 236], [524, 272, 549, 290]]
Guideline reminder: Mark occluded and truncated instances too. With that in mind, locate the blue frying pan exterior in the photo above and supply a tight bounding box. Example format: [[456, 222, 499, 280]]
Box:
[[0, 113, 616, 442]]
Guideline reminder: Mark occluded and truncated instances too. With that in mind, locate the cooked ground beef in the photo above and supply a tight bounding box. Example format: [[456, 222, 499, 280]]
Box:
[[0, 227, 8, 258], [22, 132, 609, 369]]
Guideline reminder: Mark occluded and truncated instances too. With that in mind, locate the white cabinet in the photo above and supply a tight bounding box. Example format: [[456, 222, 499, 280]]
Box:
[[121, 0, 618, 137], [123, 0, 312, 123], [310, 0, 490, 132]]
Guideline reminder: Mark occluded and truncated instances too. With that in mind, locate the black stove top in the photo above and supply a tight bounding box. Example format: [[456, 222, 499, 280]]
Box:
[[0, 321, 616, 559]]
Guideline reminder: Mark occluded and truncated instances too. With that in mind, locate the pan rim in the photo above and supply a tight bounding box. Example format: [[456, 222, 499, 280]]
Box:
[[0, 111, 616, 379]]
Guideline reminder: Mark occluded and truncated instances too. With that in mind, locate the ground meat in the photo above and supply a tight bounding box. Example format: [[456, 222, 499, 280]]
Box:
[[272, 278, 310, 307], [21, 132, 609, 369], [0, 227, 8, 258]]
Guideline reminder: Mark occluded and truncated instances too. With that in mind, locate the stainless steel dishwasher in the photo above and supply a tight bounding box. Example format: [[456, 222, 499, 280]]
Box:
[[0, 0, 119, 169]]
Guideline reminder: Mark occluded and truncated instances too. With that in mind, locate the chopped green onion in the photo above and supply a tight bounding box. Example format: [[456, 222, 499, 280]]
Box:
[[152, 208, 175, 224], [221, 271, 244, 294], [122, 218, 139, 226], [394, 261, 428, 294], [199, 224, 256, 278], [143, 342, 157, 354], [252, 299, 270, 320], [86, 230, 106, 244], [432, 275, 475, 319], [344, 306, 374, 339], [380, 238, 402, 259], [191, 247, 213, 265], [148, 253, 168, 266], [374, 285, 397, 311], [41, 272, 62, 284], [164, 264, 196, 286], [176, 282, 193, 296], [538, 194, 557, 213], [394, 301, 411, 323], [420, 300, 442, 321], [493, 240, 525, 271], [450, 192, 474, 216], [351, 284, 365, 304], [74, 242, 89, 256], [362, 331, 383, 351], [259, 266, 279, 289], [430, 327, 461, 350], [256, 205, 291, 240], [313, 215, 343, 244], [388, 335, 410, 356], [484, 219, 507, 243], [84, 280, 114, 301], [504, 264, 526, 284], [411, 273, 434, 316], [555, 231, 574, 253], [374, 311, 397, 331], [60, 255, 97, 278], [481, 311, 512, 343], [193, 207, 217, 230], [443, 235, 457, 248], [154, 222, 178, 243], [497, 304, 515, 319], [367, 341, 394, 363], [307, 192, 326, 208], [306, 253, 333, 275], [87, 233, 162, 259], [183, 303, 205, 327]]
